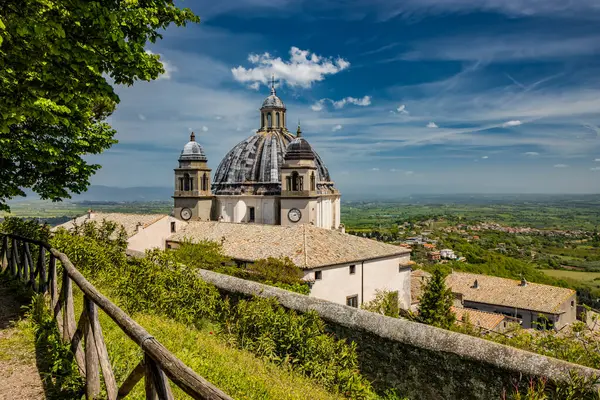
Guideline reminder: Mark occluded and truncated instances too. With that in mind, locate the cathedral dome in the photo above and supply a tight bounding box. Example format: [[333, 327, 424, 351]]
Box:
[[179, 132, 207, 161], [261, 92, 285, 109], [284, 135, 315, 161], [212, 131, 333, 195]]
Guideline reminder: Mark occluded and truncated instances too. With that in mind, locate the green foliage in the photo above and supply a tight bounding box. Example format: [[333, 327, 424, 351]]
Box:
[[28, 294, 85, 398], [0, 215, 50, 241], [505, 373, 600, 400], [0, 0, 199, 210], [361, 290, 400, 318], [417, 269, 456, 329], [221, 296, 375, 399]]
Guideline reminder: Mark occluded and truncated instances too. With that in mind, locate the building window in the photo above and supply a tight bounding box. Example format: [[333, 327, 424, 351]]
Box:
[[311, 172, 316, 191], [276, 112, 280, 127], [166, 243, 172, 249], [571, 300, 575, 307], [170, 221, 176, 233], [314, 271, 322, 280], [291, 171, 299, 191], [267, 113, 272, 128], [249, 207, 255, 223], [179, 177, 184, 191], [262, 113, 265, 128], [183, 173, 190, 191], [349, 265, 356, 274], [286, 176, 292, 191], [346, 295, 358, 308]]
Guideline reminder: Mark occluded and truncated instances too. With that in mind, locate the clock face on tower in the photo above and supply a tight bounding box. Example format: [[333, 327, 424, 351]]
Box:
[[288, 208, 302, 223], [180, 207, 192, 221]]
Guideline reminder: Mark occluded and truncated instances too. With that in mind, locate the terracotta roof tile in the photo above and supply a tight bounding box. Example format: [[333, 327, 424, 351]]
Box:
[[446, 272, 575, 314], [452, 307, 507, 331], [53, 212, 168, 238], [168, 221, 410, 269]]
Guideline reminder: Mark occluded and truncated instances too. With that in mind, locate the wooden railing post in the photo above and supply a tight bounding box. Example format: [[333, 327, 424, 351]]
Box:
[[18, 240, 25, 280], [10, 238, 17, 277], [38, 246, 47, 293], [84, 296, 101, 399], [49, 255, 58, 309], [0, 235, 7, 272], [145, 353, 174, 400], [87, 296, 118, 400], [25, 242, 34, 286]]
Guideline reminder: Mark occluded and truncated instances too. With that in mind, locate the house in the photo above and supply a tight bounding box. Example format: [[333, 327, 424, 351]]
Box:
[[452, 307, 517, 333], [53, 211, 186, 253], [428, 251, 441, 262], [440, 249, 457, 260], [167, 221, 413, 309], [446, 272, 577, 330], [423, 243, 436, 250]]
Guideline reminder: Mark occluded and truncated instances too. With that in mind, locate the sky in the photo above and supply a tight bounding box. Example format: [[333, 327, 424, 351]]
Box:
[[90, 0, 600, 196]]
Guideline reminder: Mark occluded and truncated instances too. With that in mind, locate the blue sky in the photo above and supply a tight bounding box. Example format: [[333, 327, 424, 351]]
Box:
[[91, 0, 600, 195]]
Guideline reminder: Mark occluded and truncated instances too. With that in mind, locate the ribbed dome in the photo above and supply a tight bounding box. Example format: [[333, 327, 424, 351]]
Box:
[[285, 137, 315, 161], [179, 133, 206, 161], [212, 131, 333, 195]]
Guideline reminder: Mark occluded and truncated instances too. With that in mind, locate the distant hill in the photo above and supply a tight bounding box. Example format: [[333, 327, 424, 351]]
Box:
[[69, 186, 173, 202]]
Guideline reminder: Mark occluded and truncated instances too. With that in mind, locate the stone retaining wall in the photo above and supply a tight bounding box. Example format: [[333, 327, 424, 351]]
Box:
[[196, 269, 600, 399]]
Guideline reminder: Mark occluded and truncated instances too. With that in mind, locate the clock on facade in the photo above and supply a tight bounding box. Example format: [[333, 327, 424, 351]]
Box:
[[180, 207, 192, 221], [288, 208, 302, 223]]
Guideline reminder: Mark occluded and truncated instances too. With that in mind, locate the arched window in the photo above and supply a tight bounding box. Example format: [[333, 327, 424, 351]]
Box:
[[189, 176, 194, 191], [311, 172, 316, 191], [267, 114, 272, 128], [202, 173, 208, 192], [261, 113, 265, 128], [179, 177, 184, 191], [299, 176, 304, 191], [276, 112, 280, 127], [286, 176, 292, 191], [183, 173, 190, 191], [291, 171, 299, 191]]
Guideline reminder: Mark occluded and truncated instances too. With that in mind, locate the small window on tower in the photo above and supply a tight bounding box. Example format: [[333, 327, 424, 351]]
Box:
[[170, 221, 176, 233], [349, 265, 356, 274], [249, 207, 255, 223], [315, 271, 322, 280]]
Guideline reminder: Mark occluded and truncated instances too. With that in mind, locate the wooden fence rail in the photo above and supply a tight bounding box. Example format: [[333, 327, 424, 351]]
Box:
[[0, 232, 233, 400]]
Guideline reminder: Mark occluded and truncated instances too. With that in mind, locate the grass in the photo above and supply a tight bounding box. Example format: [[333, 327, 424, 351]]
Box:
[[0, 319, 36, 364], [541, 269, 600, 282], [70, 286, 345, 400]]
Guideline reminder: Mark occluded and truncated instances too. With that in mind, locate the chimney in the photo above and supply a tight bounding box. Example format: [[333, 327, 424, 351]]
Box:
[[520, 277, 528, 287], [472, 279, 479, 289], [136, 222, 143, 233]]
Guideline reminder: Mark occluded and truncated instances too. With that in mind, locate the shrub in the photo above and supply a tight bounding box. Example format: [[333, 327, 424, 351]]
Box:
[[417, 268, 456, 329], [361, 290, 400, 318]]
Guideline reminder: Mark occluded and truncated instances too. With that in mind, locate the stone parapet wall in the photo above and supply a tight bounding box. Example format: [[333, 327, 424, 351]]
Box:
[[197, 269, 600, 400]]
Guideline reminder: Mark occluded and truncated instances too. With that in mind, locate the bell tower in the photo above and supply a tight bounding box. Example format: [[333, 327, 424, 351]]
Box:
[[173, 132, 213, 221], [280, 123, 319, 226]]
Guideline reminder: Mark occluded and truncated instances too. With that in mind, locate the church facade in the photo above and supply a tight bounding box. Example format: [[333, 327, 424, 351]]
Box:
[[173, 82, 342, 230]]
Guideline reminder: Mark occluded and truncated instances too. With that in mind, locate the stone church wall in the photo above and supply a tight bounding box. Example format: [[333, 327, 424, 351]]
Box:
[[196, 269, 600, 400]]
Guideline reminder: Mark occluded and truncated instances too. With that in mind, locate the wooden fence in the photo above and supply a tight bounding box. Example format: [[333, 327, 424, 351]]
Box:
[[0, 233, 233, 400]]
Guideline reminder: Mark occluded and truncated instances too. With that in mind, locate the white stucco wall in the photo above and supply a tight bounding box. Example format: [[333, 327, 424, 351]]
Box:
[[305, 254, 412, 309], [216, 196, 278, 225], [127, 216, 187, 252]]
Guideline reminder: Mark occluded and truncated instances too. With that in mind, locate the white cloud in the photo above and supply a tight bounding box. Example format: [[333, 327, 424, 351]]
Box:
[[405, 170, 414, 175], [333, 96, 372, 109], [332, 124, 343, 132], [248, 82, 260, 90], [554, 164, 568, 168], [138, 114, 146, 121], [502, 120, 522, 128], [395, 104, 409, 114], [591, 167, 600, 171], [216, 116, 223, 120], [202, 126, 209, 132], [232, 46, 350, 88], [426, 121, 438, 128], [595, 158, 600, 162], [312, 96, 371, 111], [371, 167, 380, 171], [525, 152, 540, 156], [482, 156, 489, 159]]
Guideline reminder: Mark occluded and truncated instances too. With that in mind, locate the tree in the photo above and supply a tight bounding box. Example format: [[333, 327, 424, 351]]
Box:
[[361, 290, 400, 318], [417, 268, 456, 329], [0, 0, 199, 210]]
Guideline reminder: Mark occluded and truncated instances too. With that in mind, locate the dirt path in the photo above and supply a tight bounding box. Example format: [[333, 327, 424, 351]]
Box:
[[0, 281, 46, 400]]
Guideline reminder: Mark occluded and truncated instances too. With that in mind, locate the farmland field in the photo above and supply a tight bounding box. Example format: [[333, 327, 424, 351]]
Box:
[[541, 269, 600, 282]]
